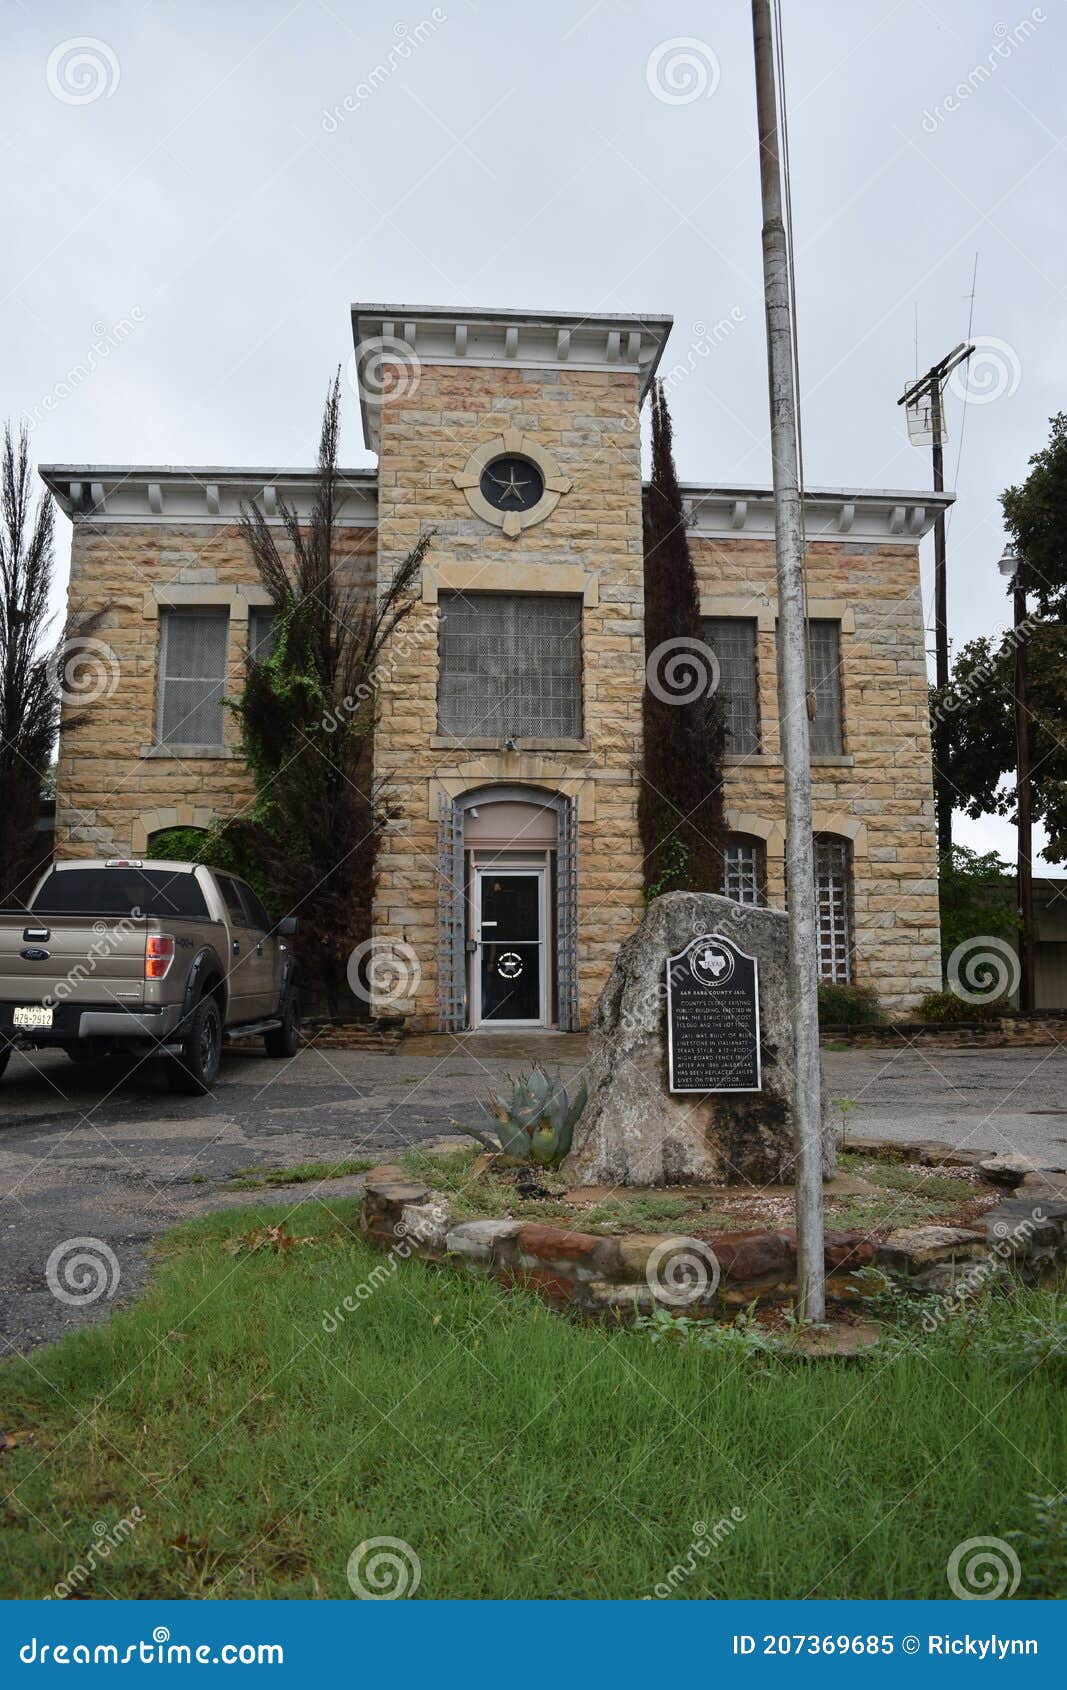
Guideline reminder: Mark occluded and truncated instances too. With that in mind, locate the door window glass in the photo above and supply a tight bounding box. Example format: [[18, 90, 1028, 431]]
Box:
[[236, 882, 271, 932], [217, 877, 246, 925], [479, 872, 541, 1021]]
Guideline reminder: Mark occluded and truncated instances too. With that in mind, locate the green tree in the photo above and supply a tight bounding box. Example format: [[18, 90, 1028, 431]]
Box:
[[934, 412, 1067, 861], [638, 382, 726, 898], [936, 844, 1017, 970], [220, 375, 429, 1013], [1002, 410, 1067, 616], [0, 426, 102, 902]]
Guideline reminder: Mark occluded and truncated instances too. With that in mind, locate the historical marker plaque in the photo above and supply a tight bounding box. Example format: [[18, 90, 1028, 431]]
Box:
[[665, 932, 761, 1093]]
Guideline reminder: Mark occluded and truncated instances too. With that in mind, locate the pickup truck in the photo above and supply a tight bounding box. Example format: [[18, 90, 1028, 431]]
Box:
[[0, 859, 300, 1093]]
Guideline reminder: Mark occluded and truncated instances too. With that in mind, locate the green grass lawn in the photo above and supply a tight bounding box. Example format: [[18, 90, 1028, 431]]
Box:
[[1, 1196, 1064, 1600]]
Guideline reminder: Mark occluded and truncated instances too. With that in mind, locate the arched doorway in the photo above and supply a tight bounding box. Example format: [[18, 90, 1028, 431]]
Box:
[[437, 786, 579, 1032]]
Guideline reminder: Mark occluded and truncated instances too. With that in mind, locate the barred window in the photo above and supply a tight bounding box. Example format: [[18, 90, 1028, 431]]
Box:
[[702, 617, 758, 753], [437, 593, 582, 740], [814, 833, 852, 983], [723, 836, 765, 906], [157, 609, 228, 747], [807, 620, 843, 755], [248, 606, 277, 663]]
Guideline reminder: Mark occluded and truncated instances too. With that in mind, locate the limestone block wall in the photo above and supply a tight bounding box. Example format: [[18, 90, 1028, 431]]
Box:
[[692, 534, 941, 1012], [54, 521, 375, 861], [371, 362, 648, 1029]]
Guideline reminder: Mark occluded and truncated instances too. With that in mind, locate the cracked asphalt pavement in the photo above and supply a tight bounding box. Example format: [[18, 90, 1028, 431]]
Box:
[[1, 1032, 1064, 1356]]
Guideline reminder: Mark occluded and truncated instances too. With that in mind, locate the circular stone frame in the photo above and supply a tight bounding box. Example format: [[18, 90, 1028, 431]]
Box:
[[452, 430, 572, 539]]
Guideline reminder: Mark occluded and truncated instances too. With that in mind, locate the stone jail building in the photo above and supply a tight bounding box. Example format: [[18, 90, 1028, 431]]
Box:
[[42, 303, 949, 1029]]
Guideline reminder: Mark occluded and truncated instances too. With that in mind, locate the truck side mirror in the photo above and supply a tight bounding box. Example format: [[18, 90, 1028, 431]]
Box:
[[276, 915, 300, 937]]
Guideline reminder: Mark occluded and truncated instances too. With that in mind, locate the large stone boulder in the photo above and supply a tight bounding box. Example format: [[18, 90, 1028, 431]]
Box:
[[563, 892, 837, 1187]]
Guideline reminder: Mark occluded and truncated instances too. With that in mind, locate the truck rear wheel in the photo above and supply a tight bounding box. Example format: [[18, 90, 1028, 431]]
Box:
[[0, 1045, 10, 1084], [264, 991, 301, 1059], [166, 995, 222, 1095]]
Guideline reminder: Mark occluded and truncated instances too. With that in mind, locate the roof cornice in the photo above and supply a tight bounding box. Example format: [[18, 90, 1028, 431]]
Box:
[[38, 465, 378, 527], [350, 302, 674, 450], [38, 465, 954, 545], [679, 482, 955, 544]]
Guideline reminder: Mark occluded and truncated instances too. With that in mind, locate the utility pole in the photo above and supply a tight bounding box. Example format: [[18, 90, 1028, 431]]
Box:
[[751, 0, 825, 1323], [999, 544, 1036, 1011], [898, 344, 972, 858]]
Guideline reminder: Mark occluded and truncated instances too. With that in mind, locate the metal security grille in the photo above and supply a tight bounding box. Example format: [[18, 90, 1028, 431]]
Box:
[[555, 795, 580, 1030], [158, 609, 228, 746], [248, 606, 277, 662], [436, 795, 467, 1032], [723, 838, 764, 905], [807, 620, 843, 755], [814, 834, 852, 983], [703, 617, 758, 753], [436, 790, 579, 1031], [438, 593, 582, 739]]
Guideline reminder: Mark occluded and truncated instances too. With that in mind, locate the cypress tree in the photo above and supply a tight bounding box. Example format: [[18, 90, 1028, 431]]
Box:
[[638, 381, 727, 898]]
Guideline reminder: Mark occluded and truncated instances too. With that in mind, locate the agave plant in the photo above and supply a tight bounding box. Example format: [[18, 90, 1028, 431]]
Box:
[[468, 1065, 588, 1167]]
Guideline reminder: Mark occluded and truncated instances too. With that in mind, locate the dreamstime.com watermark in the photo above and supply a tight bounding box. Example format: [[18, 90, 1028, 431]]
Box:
[[44, 1510, 145, 1600], [645, 1236, 721, 1307], [46, 37, 120, 104], [346, 334, 423, 408], [642, 1511, 746, 1597], [946, 1534, 1022, 1600], [930, 615, 1039, 725], [646, 38, 721, 105], [321, 606, 438, 733], [21, 310, 145, 433], [346, 938, 422, 1013], [19, 1628, 284, 1665], [947, 335, 1021, 406], [921, 1208, 1046, 1331], [661, 311, 746, 397], [346, 1535, 421, 1598], [920, 11, 1045, 132], [646, 636, 720, 706], [946, 935, 1021, 1005], [43, 914, 142, 1009], [322, 1209, 448, 1330], [45, 1237, 121, 1307], [321, 13, 448, 130], [50, 633, 122, 707]]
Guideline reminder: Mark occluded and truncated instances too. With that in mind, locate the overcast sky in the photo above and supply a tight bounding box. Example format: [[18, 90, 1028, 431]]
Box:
[[4, 0, 1063, 866]]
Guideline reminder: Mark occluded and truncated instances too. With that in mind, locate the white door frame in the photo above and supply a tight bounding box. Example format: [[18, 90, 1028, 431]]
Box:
[[471, 863, 548, 1030]]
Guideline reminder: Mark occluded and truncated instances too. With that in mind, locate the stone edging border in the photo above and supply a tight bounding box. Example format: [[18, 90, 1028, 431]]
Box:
[[357, 1139, 1067, 1321]]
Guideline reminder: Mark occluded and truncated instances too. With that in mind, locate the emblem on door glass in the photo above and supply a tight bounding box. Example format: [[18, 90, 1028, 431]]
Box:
[[497, 952, 524, 979]]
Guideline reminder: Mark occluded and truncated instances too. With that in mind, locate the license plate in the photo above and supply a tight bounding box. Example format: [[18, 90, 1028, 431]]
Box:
[[13, 1006, 52, 1029]]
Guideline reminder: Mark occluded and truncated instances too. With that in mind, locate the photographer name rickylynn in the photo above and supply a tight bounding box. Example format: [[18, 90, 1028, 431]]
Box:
[[928, 1635, 1038, 1660]]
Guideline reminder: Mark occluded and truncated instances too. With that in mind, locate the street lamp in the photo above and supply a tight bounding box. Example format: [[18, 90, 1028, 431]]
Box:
[[998, 543, 1035, 1012]]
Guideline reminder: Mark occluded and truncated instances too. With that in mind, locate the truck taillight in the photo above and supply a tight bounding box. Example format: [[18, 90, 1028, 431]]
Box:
[[145, 935, 175, 980]]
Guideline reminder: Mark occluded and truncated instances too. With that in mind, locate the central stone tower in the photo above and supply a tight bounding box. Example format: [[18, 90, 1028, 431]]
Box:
[[351, 303, 673, 1032]]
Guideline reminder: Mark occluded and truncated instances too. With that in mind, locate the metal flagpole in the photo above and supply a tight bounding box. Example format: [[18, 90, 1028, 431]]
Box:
[[751, 0, 825, 1322]]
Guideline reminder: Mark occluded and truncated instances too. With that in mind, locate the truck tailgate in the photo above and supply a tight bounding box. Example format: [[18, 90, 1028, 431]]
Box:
[[0, 915, 148, 1009]]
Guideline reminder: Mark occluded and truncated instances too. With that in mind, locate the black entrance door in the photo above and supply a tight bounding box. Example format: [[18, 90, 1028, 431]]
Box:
[[478, 872, 542, 1023]]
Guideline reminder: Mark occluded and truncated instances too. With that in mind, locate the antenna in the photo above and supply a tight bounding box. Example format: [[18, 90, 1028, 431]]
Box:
[[897, 340, 974, 860]]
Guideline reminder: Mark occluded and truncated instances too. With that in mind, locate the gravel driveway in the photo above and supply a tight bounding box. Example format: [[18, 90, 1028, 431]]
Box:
[[1, 1033, 1063, 1356]]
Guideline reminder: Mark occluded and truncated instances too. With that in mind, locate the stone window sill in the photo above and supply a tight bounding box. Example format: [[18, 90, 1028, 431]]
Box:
[[429, 735, 591, 753], [723, 752, 855, 768], [139, 743, 234, 760]]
